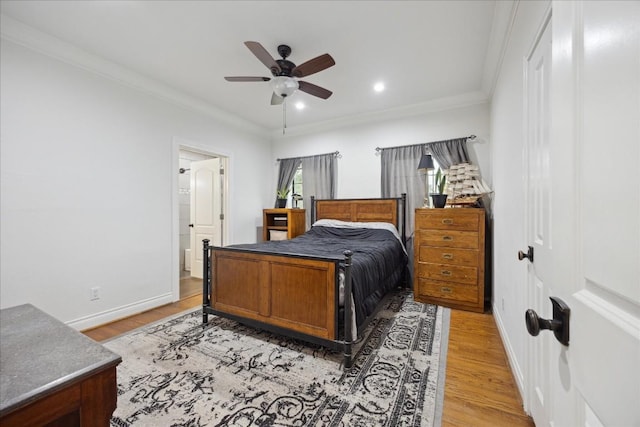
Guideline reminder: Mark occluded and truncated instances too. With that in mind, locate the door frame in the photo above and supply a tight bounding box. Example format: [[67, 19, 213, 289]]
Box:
[[522, 5, 553, 417], [171, 137, 231, 302]]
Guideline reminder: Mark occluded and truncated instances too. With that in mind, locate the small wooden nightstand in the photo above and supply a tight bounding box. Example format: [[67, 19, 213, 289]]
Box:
[[263, 208, 306, 241], [413, 208, 486, 312]]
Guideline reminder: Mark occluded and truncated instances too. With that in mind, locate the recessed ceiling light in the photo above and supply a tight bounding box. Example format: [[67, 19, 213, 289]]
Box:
[[373, 82, 385, 92], [295, 102, 305, 110]]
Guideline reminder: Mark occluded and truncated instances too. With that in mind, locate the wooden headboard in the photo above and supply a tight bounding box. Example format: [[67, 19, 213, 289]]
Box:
[[311, 195, 406, 242]]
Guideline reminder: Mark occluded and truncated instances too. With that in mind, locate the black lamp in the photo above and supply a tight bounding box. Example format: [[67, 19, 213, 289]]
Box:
[[417, 154, 435, 207], [417, 154, 435, 170]]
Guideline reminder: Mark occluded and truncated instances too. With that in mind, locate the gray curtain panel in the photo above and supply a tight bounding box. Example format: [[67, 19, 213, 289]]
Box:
[[380, 144, 425, 237], [302, 153, 336, 228], [380, 145, 426, 284], [276, 157, 302, 207], [427, 137, 470, 169]]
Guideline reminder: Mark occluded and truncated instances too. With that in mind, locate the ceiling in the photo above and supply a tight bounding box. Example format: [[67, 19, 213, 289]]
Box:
[[0, 1, 510, 134]]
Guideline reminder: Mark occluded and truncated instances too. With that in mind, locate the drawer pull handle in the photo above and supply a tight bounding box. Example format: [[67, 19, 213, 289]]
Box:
[[441, 287, 453, 293], [441, 270, 452, 276], [442, 236, 453, 241], [442, 253, 454, 260], [442, 219, 453, 225]]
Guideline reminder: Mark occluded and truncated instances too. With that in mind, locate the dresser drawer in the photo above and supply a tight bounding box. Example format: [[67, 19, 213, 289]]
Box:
[[416, 262, 478, 285], [416, 278, 478, 304], [415, 209, 479, 231], [416, 229, 479, 249], [418, 246, 479, 267]]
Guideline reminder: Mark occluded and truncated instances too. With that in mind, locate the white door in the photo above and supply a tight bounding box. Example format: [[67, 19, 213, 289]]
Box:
[[190, 158, 222, 279], [525, 2, 640, 426]]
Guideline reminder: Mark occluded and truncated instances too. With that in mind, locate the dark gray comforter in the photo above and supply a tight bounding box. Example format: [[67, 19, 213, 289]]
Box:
[[229, 225, 408, 327]]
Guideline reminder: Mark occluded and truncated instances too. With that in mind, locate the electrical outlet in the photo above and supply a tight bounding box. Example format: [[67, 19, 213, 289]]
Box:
[[90, 287, 100, 301]]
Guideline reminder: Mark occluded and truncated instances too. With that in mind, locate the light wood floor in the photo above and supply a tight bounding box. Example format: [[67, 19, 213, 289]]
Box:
[[442, 309, 534, 426], [83, 294, 534, 426], [179, 276, 201, 299]]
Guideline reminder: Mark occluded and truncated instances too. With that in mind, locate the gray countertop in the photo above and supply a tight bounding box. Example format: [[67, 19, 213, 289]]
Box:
[[0, 304, 122, 416]]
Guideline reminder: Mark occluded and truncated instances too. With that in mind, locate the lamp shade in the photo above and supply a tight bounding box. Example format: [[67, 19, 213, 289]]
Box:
[[417, 154, 435, 170], [270, 76, 299, 98]]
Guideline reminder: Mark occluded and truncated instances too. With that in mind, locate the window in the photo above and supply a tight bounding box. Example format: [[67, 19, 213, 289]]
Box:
[[426, 157, 443, 195], [290, 166, 303, 208]]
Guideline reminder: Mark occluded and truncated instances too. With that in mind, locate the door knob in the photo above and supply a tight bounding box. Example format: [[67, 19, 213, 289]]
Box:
[[525, 297, 570, 346], [189, 224, 194, 228], [518, 246, 534, 262]]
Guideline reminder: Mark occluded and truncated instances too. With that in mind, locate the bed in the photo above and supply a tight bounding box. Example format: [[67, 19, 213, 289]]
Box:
[[201, 195, 408, 368]]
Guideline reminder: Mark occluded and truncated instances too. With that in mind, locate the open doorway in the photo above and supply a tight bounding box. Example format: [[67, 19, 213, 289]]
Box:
[[177, 147, 228, 300]]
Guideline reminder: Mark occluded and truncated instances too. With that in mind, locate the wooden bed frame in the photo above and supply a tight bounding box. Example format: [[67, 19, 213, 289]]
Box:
[[202, 194, 406, 368]]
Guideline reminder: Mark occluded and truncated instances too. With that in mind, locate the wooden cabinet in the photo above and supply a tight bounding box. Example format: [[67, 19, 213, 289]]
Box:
[[0, 304, 121, 426], [413, 208, 485, 312], [263, 208, 306, 241]]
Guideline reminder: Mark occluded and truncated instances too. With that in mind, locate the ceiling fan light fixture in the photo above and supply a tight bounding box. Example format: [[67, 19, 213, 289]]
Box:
[[270, 76, 299, 98], [226, 42, 334, 108]]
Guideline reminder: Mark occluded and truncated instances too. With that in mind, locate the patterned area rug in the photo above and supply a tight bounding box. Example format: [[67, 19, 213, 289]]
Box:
[[105, 291, 449, 426]]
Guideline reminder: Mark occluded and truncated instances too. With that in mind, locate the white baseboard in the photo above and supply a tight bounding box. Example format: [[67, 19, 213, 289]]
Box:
[[492, 303, 527, 404], [67, 293, 174, 331]]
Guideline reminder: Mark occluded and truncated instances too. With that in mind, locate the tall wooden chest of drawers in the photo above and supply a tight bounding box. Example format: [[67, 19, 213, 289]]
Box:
[[413, 208, 486, 312]]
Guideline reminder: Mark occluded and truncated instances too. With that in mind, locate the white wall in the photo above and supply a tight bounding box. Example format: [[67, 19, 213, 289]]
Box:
[[271, 103, 491, 200], [490, 0, 550, 396], [0, 39, 272, 328]]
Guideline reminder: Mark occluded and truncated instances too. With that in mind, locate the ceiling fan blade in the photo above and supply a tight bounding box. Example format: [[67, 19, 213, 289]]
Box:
[[292, 54, 335, 78], [224, 76, 270, 82], [244, 41, 281, 74], [271, 92, 284, 105], [298, 81, 333, 99]]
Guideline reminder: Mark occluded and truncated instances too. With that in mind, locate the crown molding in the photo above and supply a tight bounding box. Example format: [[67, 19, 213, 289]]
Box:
[[0, 15, 268, 138], [481, 0, 519, 98], [270, 91, 490, 140]]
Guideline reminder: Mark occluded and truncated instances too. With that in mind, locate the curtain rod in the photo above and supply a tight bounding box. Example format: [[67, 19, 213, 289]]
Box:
[[277, 151, 340, 161], [375, 135, 476, 152]]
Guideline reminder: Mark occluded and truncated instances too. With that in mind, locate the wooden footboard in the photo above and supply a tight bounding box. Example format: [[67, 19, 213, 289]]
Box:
[[208, 248, 341, 340], [202, 238, 355, 366]]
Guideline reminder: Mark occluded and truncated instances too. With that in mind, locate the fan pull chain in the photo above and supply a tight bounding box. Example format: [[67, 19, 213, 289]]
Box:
[[282, 99, 287, 135]]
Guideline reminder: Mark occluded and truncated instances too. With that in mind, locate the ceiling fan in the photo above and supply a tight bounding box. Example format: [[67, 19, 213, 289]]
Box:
[[225, 41, 335, 105]]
